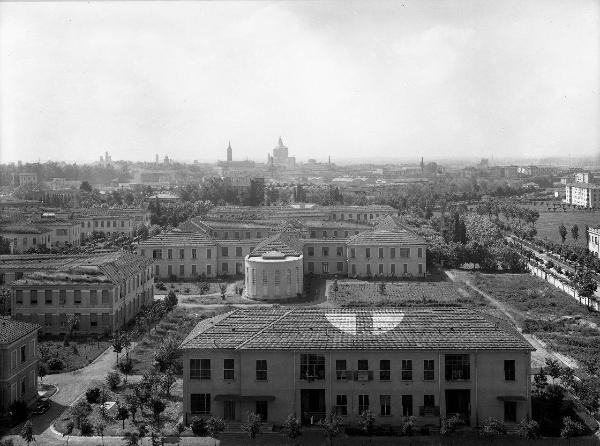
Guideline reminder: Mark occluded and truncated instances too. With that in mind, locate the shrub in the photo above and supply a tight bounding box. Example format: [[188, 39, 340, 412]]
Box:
[[560, 416, 586, 438], [190, 417, 207, 436], [207, 417, 226, 439], [401, 416, 417, 436], [481, 417, 507, 437], [106, 371, 121, 390], [516, 417, 540, 440], [47, 357, 65, 371], [85, 387, 101, 404], [80, 418, 94, 436]]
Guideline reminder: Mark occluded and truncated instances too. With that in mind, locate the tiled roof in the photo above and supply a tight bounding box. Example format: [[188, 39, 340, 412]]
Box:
[[270, 219, 308, 234], [0, 254, 79, 270], [180, 307, 534, 351], [249, 233, 303, 257], [347, 229, 426, 245], [11, 251, 153, 286], [374, 215, 412, 232], [0, 223, 52, 234], [137, 231, 215, 247], [0, 317, 40, 344]]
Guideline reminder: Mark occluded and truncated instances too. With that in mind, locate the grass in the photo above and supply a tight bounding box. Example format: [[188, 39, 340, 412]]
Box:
[[328, 279, 488, 308], [467, 272, 600, 370], [39, 338, 112, 373], [533, 211, 598, 247], [54, 379, 184, 437]]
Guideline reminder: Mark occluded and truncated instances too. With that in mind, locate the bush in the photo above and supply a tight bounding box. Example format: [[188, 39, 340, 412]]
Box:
[[106, 371, 121, 390], [80, 418, 94, 436], [190, 417, 208, 436], [8, 400, 28, 422], [47, 357, 65, 371], [401, 416, 417, 436], [85, 387, 101, 404]]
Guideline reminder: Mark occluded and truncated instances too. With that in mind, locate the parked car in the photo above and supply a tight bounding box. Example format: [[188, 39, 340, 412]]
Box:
[[33, 397, 51, 415]]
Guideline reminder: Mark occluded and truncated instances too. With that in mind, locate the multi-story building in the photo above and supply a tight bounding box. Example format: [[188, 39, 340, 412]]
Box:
[[76, 207, 151, 240], [34, 218, 81, 248], [10, 252, 154, 336], [0, 317, 40, 416], [0, 223, 53, 253], [589, 226, 600, 258], [564, 183, 600, 208], [180, 307, 533, 427]]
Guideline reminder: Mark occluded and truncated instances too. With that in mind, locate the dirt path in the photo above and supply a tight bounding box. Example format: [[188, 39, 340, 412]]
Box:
[[446, 270, 578, 370]]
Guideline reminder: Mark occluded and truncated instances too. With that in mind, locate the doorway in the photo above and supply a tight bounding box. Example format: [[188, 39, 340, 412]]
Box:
[[301, 389, 326, 424], [445, 389, 471, 425], [224, 400, 236, 421]]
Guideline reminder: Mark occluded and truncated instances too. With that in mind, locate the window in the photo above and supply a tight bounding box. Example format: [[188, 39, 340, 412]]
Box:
[[350, 248, 356, 258], [256, 232, 262, 239], [256, 360, 267, 381], [101, 290, 109, 305], [380, 395, 391, 416], [300, 354, 325, 380], [307, 247, 314, 256], [191, 264, 197, 275], [403, 264, 408, 274], [504, 401, 517, 422], [400, 248, 410, 258], [234, 231, 240, 239], [255, 401, 268, 421], [59, 289, 66, 304], [90, 290, 97, 305], [336, 247, 343, 257], [310, 231, 316, 238], [206, 265, 212, 276], [236, 247, 242, 257], [245, 231, 250, 239], [424, 360, 435, 381], [424, 395, 435, 409], [167, 249, 173, 259], [390, 248, 396, 258], [322, 247, 329, 256], [402, 395, 413, 416], [190, 359, 211, 379], [192, 249, 197, 259], [358, 360, 369, 371], [45, 314, 52, 327], [445, 354, 470, 381], [504, 360, 516, 381], [379, 360, 391, 381], [418, 264, 423, 274], [366, 264, 371, 275], [90, 313, 98, 327], [402, 360, 413, 380], [180, 265, 185, 276], [72, 290, 80, 304], [222, 247, 229, 257], [179, 249, 185, 259], [322, 231, 327, 238], [336, 262, 344, 272], [153, 249, 162, 259], [30, 290, 37, 305], [191, 394, 211, 414], [336, 360, 348, 380], [378, 264, 384, 274], [365, 248, 371, 259], [224, 359, 235, 380], [390, 264, 396, 275], [16, 290, 23, 304], [45, 290, 53, 305], [21, 345, 26, 362], [358, 394, 369, 413], [322, 262, 329, 274], [378, 247, 384, 258], [336, 395, 348, 416], [418, 247, 423, 258], [207, 248, 212, 259], [308, 262, 314, 273]]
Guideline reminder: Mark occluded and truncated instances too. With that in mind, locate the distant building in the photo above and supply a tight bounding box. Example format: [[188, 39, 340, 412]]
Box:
[[10, 251, 154, 336], [227, 141, 233, 162], [0, 317, 40, 416], [564, 172, 600, 208], [588, 226, 600, 258], [180, 307, 533, 426], [268, 137, 296, 169], [0, 223, 53, 253]]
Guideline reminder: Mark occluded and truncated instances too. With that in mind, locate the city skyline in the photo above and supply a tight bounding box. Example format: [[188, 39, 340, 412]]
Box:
[[1, 0, 599, 163]]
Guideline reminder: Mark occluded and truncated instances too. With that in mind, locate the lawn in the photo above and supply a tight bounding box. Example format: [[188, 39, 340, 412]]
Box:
[[328, 279, 488, 308], [54, 379, 184, 437], [534, 211, 599, 247], [467, 272, 600, 370], [128, 306, 225, 375], [39, 338, 112, 373]]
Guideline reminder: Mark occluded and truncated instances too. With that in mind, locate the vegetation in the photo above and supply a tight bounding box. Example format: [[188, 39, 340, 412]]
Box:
[[318, 411, 344, 446], [241, 411, 262, 440]]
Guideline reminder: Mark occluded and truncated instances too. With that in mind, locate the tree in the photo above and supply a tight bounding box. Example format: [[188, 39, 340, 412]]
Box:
[[118, 358, 133, 383], [544, 358, 562, 384], [572, 269, 598, 298], [571, 224, 579, 241], [207, 416, 226, 439], [154, 335, 180, 372], [516, 417, 540, 441], [122, 432, 140, 446], [151, 398, 166, 424], [359, 409, 376, 438], [559, 223, 567, 243], [282, 414, 302, 445], [112, 331, 123, 364], [560, 416, 585, 444], [80, 181, 92, 193], [161, 367, 177, 396], [317, 411, 343, 446], [106, 371, 121, 390], [37, 363, 47, 384], [62, 420, 75, 445], [190, 417, 208, 436], [241, 411, 262, 440], [532, 367, 548, 395], [377, 281, 386, 295], [165, 290, 178, 309], [95, 420, 106, 446], [85, 387, 101, 404], [20, 420, 35, 445], [116, 404, 130, 429], [72, 400, 92, 429], [219, 283, 227, 300], [585, 224, 590, 243], [150, 429, 164, 446], [125, 394, 140, 423]]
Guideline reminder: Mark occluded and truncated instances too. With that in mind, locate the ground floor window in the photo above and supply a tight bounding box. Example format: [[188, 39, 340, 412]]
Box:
[[380, 395, 391, 416], [191, 394, 211, 414], [358, 394, 369, 413], [402, 395, 413, 416], [256, 401, 268, 421], [336, 395, 347, 415]]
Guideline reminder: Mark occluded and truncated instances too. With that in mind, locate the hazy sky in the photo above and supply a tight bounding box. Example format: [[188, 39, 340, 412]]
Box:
[[1, 0, 598, 164]]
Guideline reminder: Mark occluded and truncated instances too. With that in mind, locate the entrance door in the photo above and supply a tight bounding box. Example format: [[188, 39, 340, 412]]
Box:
[[445, 389, 471, 425], [224, 400, 236, 421], [255, 401, 268, 421], [301, 389, 326, 424]]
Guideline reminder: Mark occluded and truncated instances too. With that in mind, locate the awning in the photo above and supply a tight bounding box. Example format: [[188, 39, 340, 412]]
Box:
[[496, 395, 528, 401], [214, 394, 275, 402]]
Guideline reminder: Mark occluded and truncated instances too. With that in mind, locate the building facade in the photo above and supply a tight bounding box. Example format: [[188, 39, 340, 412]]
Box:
[[0, 224, 53, 254], [10, 252, 154, 336], [589, 226, 600, 258], [180, 308, 533, 428], [0, 318, 40, 416]]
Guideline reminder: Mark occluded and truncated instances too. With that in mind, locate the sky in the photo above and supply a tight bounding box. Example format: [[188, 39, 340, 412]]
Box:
[[0, 0, 598, 164]]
